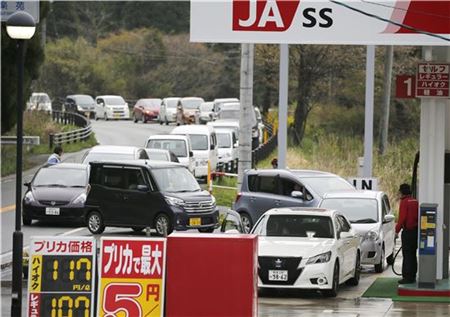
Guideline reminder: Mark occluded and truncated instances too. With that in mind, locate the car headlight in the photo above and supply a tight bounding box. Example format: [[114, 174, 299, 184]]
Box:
[[71, 193, 87, 205], [306, 251, 332, 265], [365, 230, 379, 240], [211, 195, 216, 205], [24, 192, 35, 204], [164, 196, 185, 206]]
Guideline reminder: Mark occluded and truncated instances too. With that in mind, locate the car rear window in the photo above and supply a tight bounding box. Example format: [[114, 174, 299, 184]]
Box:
[[147, 139, 187, 157], [265, 215, 334, 238]]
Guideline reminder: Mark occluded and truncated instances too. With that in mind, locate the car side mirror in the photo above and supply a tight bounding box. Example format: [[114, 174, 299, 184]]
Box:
[[189, 151, 194, 157], [234, 142, 239, 148], [340, 231, 353, 239], [24, 182, 31, 188], [383, 214, 395, 224], [210, 144, 214, 150], [100, 102, 104, 107], [291, 191, 304, 199], [137, 185, 149, 192]]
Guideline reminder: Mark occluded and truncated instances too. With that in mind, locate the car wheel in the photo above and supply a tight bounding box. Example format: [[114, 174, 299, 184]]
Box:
[[374, 246, 385, 273], [323, 262, 339, 297], [133, 114, 138, 123], [346, 252, 360, 286], [22, 216, 32, 226], [154, 213, 172, 237], [240, 212, 253, 233], [131, 227, 144, 232], [198, 227, 214, 233], [87, 211, 105, 234]]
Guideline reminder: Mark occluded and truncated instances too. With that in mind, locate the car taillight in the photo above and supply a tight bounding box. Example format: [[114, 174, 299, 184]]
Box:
[[235, 192, 242, 203]]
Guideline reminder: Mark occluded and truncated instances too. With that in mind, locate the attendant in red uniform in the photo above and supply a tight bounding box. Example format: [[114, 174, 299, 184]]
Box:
[[395, 183, 418, 284]]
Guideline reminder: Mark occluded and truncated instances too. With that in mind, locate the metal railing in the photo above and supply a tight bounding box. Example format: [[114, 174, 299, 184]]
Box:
[[49, 111, 92, 149], [252, 120, 277, 167]]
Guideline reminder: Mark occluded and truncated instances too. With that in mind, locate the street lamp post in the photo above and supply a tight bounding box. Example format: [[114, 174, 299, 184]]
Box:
[[6, 11, 36, 316]]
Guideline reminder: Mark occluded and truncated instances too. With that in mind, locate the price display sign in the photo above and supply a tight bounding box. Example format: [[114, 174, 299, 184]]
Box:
[[98, 237, 166, 317], [27, 236, 96, 317]]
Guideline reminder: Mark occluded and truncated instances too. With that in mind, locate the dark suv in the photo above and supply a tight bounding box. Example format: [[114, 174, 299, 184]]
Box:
[[85, 160, 219, 235], [233, 169, 355, 232]]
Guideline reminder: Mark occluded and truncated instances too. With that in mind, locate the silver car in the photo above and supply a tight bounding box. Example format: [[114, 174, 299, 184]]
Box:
[[319, 190, 396, 273], [233, 169, 355, 233]]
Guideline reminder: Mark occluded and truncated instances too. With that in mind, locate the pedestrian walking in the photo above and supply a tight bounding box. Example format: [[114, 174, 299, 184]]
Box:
[[396, 183, 418, 284], [47, 145, 63, 165]]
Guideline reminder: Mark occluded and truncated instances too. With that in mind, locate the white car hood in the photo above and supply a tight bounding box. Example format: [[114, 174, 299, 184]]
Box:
[[258, 236, 334, 258], [351, 223, 380, 236]]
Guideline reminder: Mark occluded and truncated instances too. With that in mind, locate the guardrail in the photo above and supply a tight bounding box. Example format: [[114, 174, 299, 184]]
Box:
[[252, 120, 277, 167], [1, 136, 40, 146], [49, 111, 92, 149]]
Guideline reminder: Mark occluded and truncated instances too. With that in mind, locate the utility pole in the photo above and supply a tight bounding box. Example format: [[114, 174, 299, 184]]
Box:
[[379, 45, 394, 155], [363, 45, 375, 178], [278, 44, 289, 169], [238, 43, 254, 190]]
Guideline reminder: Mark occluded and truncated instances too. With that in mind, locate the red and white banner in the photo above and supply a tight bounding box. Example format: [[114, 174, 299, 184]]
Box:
[[190, 0, 450, 45], [97, 237, 167, 317]]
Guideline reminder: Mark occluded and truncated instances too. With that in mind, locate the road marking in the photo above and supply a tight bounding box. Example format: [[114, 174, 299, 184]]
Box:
[[59, 227, 86, 236], [0, 204, 16, 213]]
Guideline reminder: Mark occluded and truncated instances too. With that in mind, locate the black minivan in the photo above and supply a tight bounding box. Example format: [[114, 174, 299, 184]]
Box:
[[85, 160, 219, 235]]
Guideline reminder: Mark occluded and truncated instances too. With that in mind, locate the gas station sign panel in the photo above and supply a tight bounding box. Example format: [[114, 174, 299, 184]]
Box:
[[27, 236, 96, 317], [416, 63, 450, 98], [97, 237, 167, 317], [191, 0, 450, 45]]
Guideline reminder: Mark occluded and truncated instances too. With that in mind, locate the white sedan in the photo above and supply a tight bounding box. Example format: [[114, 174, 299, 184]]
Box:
[[251, 208, 361, 297]]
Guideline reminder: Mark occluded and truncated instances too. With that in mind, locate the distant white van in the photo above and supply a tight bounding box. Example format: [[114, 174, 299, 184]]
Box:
[[159, 97, 181, 125], [171, 125, 218, 178], [95, 95, 130, 120], [145, 134, 195, 174], [214, 128, 238, 171]]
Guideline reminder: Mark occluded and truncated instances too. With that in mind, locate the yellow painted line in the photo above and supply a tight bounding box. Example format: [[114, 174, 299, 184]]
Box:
[[0, 204, 16, 213]]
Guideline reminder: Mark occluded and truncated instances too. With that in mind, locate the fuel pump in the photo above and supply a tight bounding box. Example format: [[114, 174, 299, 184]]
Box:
[[418, 203, 437, 288]]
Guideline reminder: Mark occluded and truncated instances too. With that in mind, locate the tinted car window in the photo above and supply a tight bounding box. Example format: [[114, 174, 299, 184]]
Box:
[[337, 215, 351, 232], [258, 176, 279, 195], [124, 168, 146, 190], [102, 168, 125, 189], [279, 177, 313, 200], [264, 215, 334, 238]]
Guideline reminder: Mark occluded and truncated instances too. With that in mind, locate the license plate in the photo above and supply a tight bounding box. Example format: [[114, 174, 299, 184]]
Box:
[[114, 113, 120, 118], [189, 218, 201, 226], [45, 207, 60, 215], [268, 270, 288, 281]]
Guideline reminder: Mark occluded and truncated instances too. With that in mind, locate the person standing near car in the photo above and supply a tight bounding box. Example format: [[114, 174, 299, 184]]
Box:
[[396, 183, 418, 284], [47, 145, 63, 165]]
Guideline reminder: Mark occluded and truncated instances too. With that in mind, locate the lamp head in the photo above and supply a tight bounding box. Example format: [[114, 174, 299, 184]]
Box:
[[6, 11, 36, 40]]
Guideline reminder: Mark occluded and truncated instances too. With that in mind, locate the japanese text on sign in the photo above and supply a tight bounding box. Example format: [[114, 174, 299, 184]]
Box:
[[98, 238, 167, 317], [416, 63, 450, 98]]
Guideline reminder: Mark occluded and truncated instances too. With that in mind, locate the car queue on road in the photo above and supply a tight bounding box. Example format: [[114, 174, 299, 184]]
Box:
[[22, 92, 398, 298]]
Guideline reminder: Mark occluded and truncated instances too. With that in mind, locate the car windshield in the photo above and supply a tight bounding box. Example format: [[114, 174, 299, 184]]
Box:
[[147, 139, 187, 157], [218, 110, 239, 120], [200, 103, 213, 112], [217, 133, 231, 148], [166, 99, 179, 108], [188, 135, 208, 150], [152, 167, 201, 192], [263, 215, 334, 238], [74, 95, 94, 104], [147, 152, 169, 161], [300, 177, 354, 197], [31, 94, 50, 103], [83, 153, 134, 164], [33, 168, 87, 187], [104, 97, 125, 105], [141, 99, 161, 108], [321, 198, 379, 223], [182, 99, 203, 109]]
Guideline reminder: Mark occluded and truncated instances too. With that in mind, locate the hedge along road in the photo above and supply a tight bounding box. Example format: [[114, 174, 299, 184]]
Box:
[[0, 119, 173, 264]]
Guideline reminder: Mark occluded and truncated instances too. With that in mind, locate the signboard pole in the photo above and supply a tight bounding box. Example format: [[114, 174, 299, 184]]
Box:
[[278, 44, 288, 169], [238, 43, 254, 189], [363, 45, 375, 178]]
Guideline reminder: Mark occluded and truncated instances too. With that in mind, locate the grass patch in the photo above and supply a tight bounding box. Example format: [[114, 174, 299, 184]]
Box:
[[212, 176, 237, 208], [256, 134, 418, 215], [1, 111, 97, 177]]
